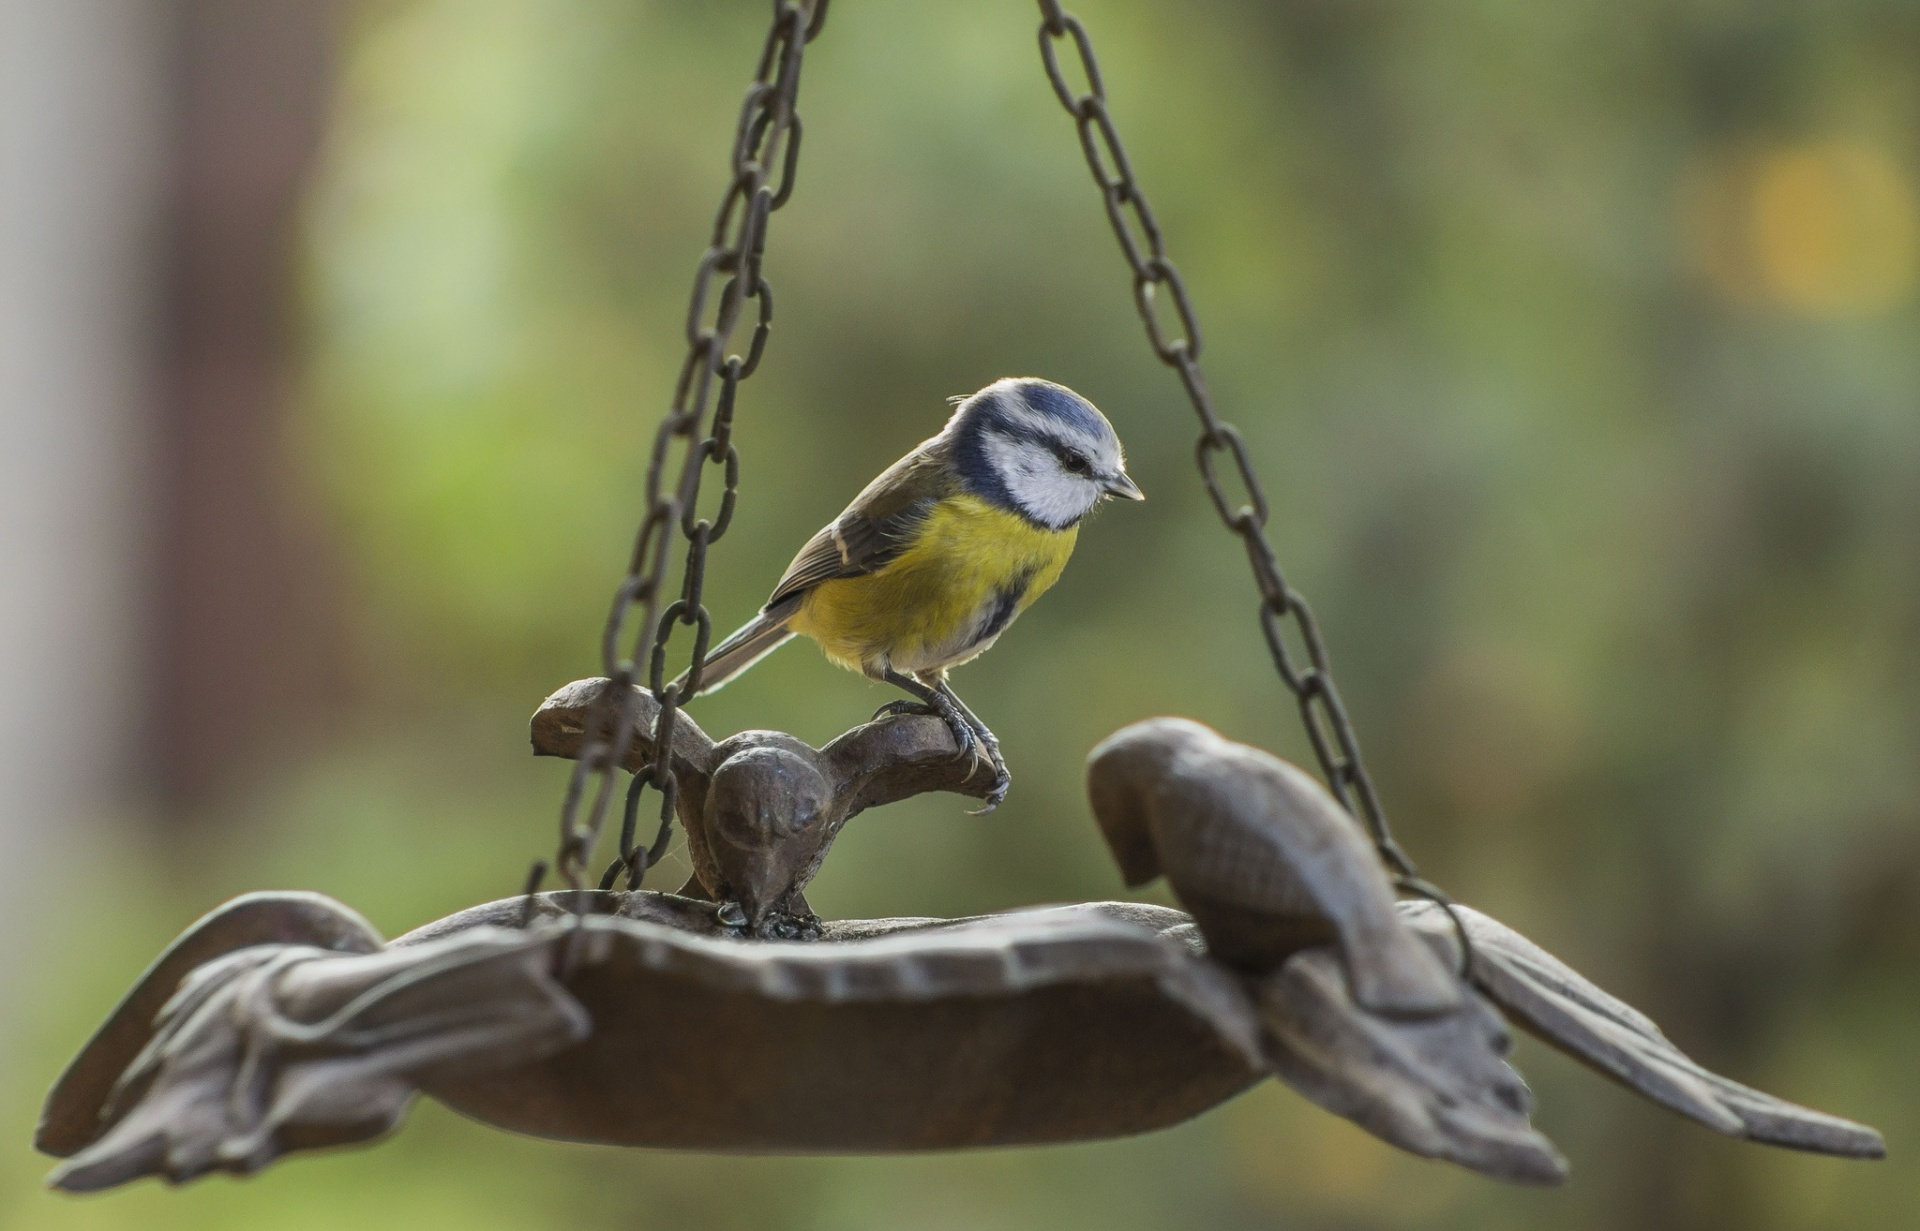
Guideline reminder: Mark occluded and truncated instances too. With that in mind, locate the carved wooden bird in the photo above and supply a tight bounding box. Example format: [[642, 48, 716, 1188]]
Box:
[[1087, 717, 1460, 1017]]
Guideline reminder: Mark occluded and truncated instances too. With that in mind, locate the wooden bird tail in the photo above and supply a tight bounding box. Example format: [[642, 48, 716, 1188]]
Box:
[[674, 611, 796, 697]]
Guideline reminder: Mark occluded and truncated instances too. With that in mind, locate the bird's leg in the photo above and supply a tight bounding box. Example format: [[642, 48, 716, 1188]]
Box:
[[877, 669, 977, 762], [932, 677, 1011, 814]]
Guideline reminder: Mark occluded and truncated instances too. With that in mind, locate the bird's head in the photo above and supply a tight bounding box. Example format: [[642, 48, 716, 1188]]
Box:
[[707, 739, 833, 929], [948, 377, 1143, 530]]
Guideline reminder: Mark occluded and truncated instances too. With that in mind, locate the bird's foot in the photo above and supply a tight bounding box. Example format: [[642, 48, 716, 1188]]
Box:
[[753, 910, 823, 941], [940, 705, 982, 767], [872, 695, 976, 763], [965, 725, 1012, 815], [878, 670, 981, 765], [871, 699, 934, 722]]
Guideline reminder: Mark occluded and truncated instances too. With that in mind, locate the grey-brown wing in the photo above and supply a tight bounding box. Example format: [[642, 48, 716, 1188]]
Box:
[[763, 444, 951, 613]]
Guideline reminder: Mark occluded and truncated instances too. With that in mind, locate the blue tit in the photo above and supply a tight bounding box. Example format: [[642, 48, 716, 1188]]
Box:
[[677, 376, 1144, 812]]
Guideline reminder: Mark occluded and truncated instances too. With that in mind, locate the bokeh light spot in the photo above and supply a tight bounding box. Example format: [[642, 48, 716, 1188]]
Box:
[[1685, 139, 1917, 316]]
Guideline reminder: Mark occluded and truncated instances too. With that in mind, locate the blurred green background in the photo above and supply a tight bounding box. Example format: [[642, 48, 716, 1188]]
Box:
[[8, 0, 1920, 1227]]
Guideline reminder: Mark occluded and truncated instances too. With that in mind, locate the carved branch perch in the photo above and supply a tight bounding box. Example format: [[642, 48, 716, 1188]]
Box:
[[531, 677, 998, 931]]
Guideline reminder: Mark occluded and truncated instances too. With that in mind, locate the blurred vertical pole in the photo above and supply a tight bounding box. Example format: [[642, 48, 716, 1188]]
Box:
[[0, 0, 169, 1027], [150, 0, 344, 812], [0, 0, 340, 1028]]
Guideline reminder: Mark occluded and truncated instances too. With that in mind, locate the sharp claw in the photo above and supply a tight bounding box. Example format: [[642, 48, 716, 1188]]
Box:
[[964, 733, 1012, 813], [968, 772, 1012, 816]]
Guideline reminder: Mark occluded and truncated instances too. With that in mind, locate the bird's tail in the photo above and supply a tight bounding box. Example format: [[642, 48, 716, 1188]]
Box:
[[672, 610, 796, 697]]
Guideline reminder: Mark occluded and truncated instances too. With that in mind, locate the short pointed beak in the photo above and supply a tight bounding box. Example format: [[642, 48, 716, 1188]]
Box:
[[1103, 471, 1145, 501]]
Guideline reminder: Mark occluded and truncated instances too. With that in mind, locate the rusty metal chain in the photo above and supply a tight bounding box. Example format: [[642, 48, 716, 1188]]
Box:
[[527, 0, 829, 917], [1034, 2, 1465, 928]]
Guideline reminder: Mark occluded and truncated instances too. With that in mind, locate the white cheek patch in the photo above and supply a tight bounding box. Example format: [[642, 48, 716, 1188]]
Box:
[[982, 433, 1104, 528]]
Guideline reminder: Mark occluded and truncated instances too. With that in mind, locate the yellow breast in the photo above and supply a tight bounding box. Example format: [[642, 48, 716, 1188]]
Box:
[[789, 494, 1077, 677]]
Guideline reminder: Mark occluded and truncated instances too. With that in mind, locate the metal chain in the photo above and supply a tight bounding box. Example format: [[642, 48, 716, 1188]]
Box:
[[530, 0, 829, 917], [1034, 2, 1458, 919]]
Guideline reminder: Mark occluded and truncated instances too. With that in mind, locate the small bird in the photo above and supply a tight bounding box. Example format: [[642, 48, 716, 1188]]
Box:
[[677, 377, 1143, 812]]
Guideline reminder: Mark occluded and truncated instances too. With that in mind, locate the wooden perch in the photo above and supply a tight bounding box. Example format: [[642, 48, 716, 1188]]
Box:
[[531, 677, 998, 932]]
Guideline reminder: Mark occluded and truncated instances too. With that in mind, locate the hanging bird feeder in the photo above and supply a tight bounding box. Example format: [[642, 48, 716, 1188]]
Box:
[[38, 0, 1884, 1193]]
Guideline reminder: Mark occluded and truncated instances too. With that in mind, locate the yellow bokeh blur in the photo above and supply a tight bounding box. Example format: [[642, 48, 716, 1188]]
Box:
[[1688, 139, 1918, 315]]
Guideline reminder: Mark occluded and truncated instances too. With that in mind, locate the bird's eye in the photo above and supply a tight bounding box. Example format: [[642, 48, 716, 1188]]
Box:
[[1060, 449, 1092, 475]]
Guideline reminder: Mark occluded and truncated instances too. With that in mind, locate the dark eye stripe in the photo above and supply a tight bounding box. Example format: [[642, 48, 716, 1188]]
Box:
[[1047, 442, 1091, 472], [980, 418, 1099, 475]]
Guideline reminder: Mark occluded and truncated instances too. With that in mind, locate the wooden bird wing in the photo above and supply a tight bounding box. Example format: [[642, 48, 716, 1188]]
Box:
[[1398, 901, 1886, 1158], [764, 442, 950, 613]]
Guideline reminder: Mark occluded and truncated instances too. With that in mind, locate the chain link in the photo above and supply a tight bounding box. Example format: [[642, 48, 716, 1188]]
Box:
[[522, 0, 1461, 959], [1034, 2, 1436, 894], [536, 0, 829, 914]]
